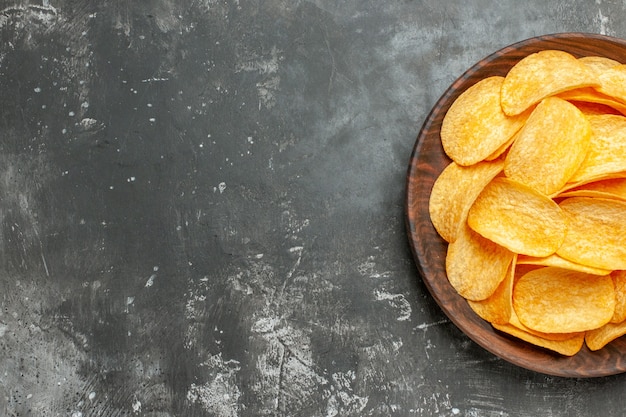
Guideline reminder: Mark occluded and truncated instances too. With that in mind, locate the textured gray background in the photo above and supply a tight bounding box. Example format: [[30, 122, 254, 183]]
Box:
[[2, 0, 626, 416]]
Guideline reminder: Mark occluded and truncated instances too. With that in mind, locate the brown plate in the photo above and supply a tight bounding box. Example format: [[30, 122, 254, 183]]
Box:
[[405, 33, 626, 378]]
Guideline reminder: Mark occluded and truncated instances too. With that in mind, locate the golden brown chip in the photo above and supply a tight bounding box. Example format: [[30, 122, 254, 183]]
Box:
[[467, 177, 567, 257], [445, 224, 514, 301], [500, 50, 599, 116], [568, 114, 626, 184], [494, 313, 585, 356], [516, 253, 612, 276], [440, 76, 529, 166], [503, 97, 591, 195], [578, 56, 621, 74], [467, 255, 516, 324], [557, 177, 626, 201], [508, 309, 583, 342], [585, 320, 626, 351], [556, 88, 626, 116], [557, 197, 626, 270], [569, 101, 623, 116], [513, 263, 542, 282], [513, 267, 615, 333], [429, 159, 504, 242], [485, 136, 515, 161], [611, 270, 626, 323], [556, 172, 626, 197], [596, 64, 626, 104]]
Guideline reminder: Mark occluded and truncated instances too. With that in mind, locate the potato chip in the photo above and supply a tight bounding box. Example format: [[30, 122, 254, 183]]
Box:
[[556, 172, 626, 197], [557, 197, 626, 270], [516, 253, 612, 276], [596, 64, 626, 104], [585, 320, 626, 351], [445, 224, 514, 301], [557, 177, 626, 201], [494, 314, 585, 356], [611, 270, 626, 323], [508, 308, 583, 342], [568, 114, 626, 183], [441, 76, 529, 166], [467, 255, 516, 324], [513, 267, 615, 333], [429, 159, 504, 242], [569, 101, 624, 116], [513, 263, 542, 282], [556, 87, 626, 116], [485, 136, 516, 161], [578, 56, 621, 74], [467, 177, 567, 257], [503, 97, 591, 195], [500, 50, 599, 116]]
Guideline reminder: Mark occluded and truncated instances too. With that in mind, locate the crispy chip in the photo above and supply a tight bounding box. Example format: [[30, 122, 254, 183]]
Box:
[[485, 136, 515, 161], [516, 253, 612, 276], [611, 270, 626, 323], [500, 50, 599, 116], [513, 267, 615, 333], [578, 56, 622, 73], [596, 64, 626, 104], [441, 76, 529, 166], [503, 97, 591, 195], [429, 159, 504, 242], [568, 56, 626, 114], [468, 255, 516, 324], [557, 177, 626, 201], [556, 172, 626, 197], [494, 312, 585, 356], [557, 87, 626, 116], [585, 320, 626, 351], [446, 224, 514, 301], [568, 114, 626, 183], [508, 309, 583, 342], [569, 101, 624, 116], [557, 197, 626, 270], [467, 177, 567, 257], [513, 263, 542, 282]]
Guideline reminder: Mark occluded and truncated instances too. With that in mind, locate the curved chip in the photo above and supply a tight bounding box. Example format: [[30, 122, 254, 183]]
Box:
[[504, 97, 591, 195], [485, 135, 516, 161], [557, 177, 626, 201], [569, 114, 626, 183], [441, 76, 529, 166], [493, 311, 585, 356], [586, 320, 626, 351], [467, 177, 567, 257], [557, 88, 626, 116], [596, 64, 626, 104], [429, 159, 504, 242], [569, 100, 624, 116], [507, 309, 584, 342], [578, 55, 621, 74], [611, 270, 626, 324], [445, 224, 514, 301], [513, 267, 615, 333], [467, 255, 516, 324], [557, 197, 626, 270], [516, 253, 612, 276], [557, 172, 626, 197], [501, 50, 599, 116]]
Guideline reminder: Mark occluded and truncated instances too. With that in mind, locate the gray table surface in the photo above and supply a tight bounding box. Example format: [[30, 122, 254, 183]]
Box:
[[2, 1, 626, 416]]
